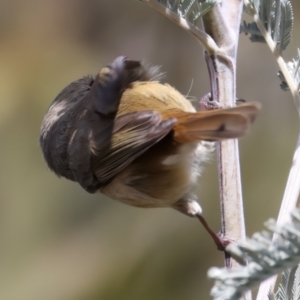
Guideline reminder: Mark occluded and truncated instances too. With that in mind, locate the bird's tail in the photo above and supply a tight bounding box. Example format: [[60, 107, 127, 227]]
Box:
[[164, 102, 261, 144]]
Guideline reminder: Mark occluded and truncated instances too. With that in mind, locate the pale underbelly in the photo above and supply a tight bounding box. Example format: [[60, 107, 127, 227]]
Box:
[[100, 141, 213, 209]]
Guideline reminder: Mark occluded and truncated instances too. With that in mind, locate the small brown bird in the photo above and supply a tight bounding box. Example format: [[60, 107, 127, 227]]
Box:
[[40, 56, 260, 250]]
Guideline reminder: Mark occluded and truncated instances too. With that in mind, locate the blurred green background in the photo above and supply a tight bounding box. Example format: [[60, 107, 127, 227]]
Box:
[[1, 1, 300, 299]]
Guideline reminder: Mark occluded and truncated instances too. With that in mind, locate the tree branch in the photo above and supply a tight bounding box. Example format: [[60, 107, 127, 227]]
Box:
[[202, 0, 247, 271]]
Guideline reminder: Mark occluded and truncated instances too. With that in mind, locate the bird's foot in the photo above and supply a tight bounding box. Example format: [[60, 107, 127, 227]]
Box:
[[199, 93, 221, 111], [199, 93, 246, 111]]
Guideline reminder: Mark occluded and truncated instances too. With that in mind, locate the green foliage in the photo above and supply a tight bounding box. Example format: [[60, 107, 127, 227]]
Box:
[[268, 265, 300, 300], [278, 49, 300, 92], [240, 21, 265, 43], [156, 0, 219, 27], [209, 209, 300, 300], [277, 70, 290, 91], [277, 0, 293, 53], [242, 0, 294, 53]]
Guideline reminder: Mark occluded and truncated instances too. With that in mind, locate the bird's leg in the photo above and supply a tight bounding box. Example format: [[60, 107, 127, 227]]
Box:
[[171, 197, 231, 252], [197, 214, 231, 252]]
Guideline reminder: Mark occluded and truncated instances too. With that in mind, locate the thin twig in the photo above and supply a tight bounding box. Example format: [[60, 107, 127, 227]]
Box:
[[138, 0, 219, 53]]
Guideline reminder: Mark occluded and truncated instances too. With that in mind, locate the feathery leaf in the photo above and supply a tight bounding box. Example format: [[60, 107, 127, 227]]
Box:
[[240, 21, 265, 43], [150, 0, 219, 27], [269, 265, 300, 300], [209, 209, 300, 300], [278, 49, 300, 92], [293, 266, 300, 300], [277, 0, 294, 53], [242, 0, 294, 52]]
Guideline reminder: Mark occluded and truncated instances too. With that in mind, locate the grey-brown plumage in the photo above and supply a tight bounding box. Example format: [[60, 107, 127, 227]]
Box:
[[40, 56, 260, 250], [40, 57, 172, 193]]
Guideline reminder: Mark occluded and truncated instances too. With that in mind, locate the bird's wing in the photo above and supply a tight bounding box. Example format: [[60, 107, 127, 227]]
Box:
[[92, 110, 176, 185]]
